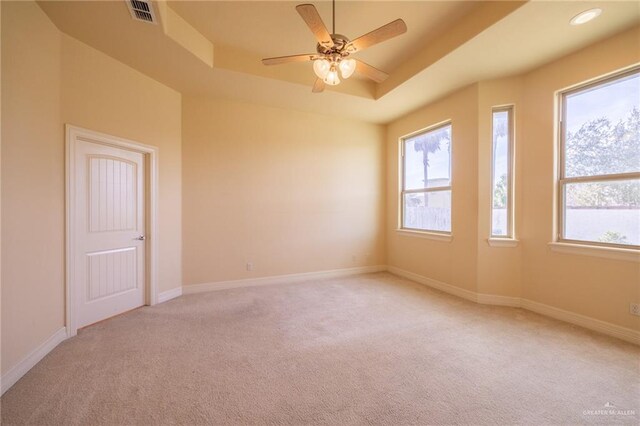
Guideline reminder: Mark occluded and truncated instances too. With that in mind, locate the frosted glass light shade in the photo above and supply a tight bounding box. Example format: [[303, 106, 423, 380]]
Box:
[[339, 59, 356, 79], [323, 65, 340, 85], [313, 59, 331, 79]]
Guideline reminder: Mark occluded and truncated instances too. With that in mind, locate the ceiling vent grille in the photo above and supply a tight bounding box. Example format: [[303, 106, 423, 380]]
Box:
[[126, 0, 157, 24]]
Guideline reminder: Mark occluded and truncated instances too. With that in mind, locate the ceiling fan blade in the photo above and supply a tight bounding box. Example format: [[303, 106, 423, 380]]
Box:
[[296, 4, 334, 49], [347, 19, 407, 53], [262, 54, 317, 66], [312, 78, 325, 93], [355, 60, 389, 83]]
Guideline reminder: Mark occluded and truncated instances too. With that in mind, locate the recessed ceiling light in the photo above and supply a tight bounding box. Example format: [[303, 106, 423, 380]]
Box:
[[570, 8, 602, 26]]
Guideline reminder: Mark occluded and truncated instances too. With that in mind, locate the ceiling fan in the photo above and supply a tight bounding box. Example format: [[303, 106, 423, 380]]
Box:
[[261, 0, 407, 93]]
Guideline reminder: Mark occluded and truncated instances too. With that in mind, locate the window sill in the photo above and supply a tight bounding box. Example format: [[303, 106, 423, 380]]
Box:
[[548, 242, 639, 263], [396, 229, 452, 242], [487, 238, 519, 248]]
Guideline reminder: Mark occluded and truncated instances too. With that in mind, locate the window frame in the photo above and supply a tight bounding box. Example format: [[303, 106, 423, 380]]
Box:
[[399, 121, 453, 235], [490, 105, 515, 239], [557, 67, 640, 250]]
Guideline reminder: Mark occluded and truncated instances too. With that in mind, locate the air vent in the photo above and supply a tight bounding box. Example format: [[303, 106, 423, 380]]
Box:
[[126, 0, 157, 24]]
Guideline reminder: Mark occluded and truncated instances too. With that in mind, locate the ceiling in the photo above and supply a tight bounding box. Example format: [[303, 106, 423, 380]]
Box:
[[38, 0, 640, 123], [167, 0, 480, 75]]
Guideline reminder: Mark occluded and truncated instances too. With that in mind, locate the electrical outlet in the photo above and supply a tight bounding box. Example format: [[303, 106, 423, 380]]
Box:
[[246, 262, 253, 272], [630, 303, 640, 317], [352, 255, 357, 262]]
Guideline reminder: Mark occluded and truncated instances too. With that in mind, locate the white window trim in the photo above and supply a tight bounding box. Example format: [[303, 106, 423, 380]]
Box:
[[490, 105, 515, 240], [555, 66, 640, 252], [487, 237, 519, 248], [548, 242, 639, 263], [399, 121, 453, 235], [396, 229, 453, 242]]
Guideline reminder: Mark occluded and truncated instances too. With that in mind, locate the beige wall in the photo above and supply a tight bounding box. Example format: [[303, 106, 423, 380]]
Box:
[[182, 97, 385, 286], [61, 34, 183, 295], [385, 26, 640, 330], [386, 85, 479, 292], [1, 1, 63, 373], [520, 26, 640, 330], [1, 1, 183, 376]]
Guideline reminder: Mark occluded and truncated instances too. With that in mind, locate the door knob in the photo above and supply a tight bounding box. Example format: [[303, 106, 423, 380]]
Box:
[[135, 235, 146, 241]]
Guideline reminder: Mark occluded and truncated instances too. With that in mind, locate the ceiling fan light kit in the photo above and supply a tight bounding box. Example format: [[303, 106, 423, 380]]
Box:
[[313, 56, 356, 83], [262, 0, 407, 93]]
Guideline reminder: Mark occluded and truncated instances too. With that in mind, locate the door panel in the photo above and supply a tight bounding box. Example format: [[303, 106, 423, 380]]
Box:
[[87, 247, 137, 301], [75, 141, 145, 328], [88, 157, 137, 233]]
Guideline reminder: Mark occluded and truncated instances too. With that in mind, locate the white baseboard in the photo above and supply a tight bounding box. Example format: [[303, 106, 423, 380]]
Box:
[[387, 267, 519, 308], [387, 266, 639, 346], [157, 287, 183, 303], [476, 293, 521, 307], [183, 265, 387, 294], [1, 327, 68, 395], [386, 266, 478, 302], [184, 264, 638, 345], [520, 299, 640, 345]]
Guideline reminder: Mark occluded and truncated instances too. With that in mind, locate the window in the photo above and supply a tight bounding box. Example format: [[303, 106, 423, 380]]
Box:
[[559, 68, 640, 248], [491, 106, 514, 238], [401, 123, 452, 233]]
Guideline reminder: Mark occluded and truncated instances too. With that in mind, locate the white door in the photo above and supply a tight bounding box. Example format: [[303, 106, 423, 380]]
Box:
[[74, 140, 146, 328]]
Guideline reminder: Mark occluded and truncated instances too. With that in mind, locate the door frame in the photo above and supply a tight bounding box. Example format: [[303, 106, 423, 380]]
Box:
[[65, 125, 159, 337]]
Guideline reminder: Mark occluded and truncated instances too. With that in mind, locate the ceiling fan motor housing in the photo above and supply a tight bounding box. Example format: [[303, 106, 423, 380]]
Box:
[[317, 34, 352, 56]]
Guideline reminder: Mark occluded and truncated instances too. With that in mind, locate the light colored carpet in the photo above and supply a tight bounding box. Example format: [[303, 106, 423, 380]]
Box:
[[1, 272, 638, 425]]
